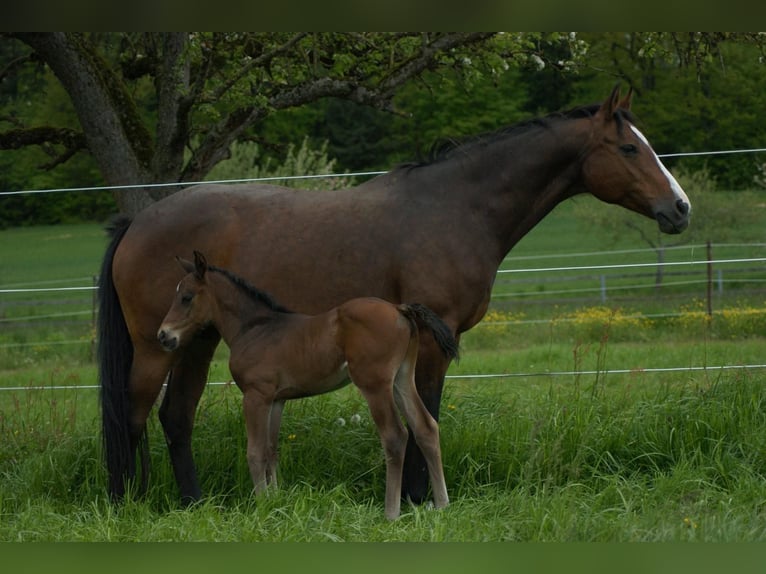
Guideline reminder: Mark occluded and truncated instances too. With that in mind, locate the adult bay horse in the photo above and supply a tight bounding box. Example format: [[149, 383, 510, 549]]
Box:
[[157, 251, 456, 519], [99, 85, 691, 504]]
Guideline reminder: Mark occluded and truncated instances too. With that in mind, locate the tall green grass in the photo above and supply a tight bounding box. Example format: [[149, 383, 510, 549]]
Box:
[[2, 355, 766, 541]]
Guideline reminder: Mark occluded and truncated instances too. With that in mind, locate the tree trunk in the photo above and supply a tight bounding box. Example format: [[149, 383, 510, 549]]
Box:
[[12, 33, 157, 215], [152, 33, 191, 190]]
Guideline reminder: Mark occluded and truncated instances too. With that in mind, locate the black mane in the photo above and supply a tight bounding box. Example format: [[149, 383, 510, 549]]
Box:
[[397, 103, 635, 170], [208, 264, 293, 314]]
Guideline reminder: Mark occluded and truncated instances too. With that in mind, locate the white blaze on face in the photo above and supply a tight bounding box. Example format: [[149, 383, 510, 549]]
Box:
[[630, 125, 692, 211]]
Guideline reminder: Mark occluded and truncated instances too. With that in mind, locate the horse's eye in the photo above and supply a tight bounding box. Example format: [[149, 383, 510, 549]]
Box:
[[620, 143, 638, 156], [181, 293, 194, 305]]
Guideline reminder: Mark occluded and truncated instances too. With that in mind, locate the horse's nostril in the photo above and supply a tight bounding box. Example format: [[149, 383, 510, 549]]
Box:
[[676, 199, 690, 215]]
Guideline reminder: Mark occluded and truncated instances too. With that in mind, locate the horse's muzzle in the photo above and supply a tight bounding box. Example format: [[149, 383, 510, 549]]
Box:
[[157, 328, 179, 351], [656, 199, 690, 234]]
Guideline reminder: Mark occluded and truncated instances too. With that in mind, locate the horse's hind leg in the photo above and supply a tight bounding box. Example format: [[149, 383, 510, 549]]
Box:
[[402, 337, 453, 504], [393, 345, 449, 510], [158, 331, 220, 505], [121, 342, 174, 498]]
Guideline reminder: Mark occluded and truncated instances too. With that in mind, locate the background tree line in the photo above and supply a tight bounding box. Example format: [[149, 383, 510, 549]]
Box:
[[1, 32, 765, 228]]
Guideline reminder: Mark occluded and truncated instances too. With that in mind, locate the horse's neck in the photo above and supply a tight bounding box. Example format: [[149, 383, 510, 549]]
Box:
[[414, 122, 590, 263]]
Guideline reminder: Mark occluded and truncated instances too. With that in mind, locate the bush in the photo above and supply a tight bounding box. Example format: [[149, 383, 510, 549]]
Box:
[[205, 137, 353, 191]]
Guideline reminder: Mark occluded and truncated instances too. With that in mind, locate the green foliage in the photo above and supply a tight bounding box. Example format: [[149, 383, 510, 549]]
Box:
[[574, 34, 766, 189], [0, 63, 112, 227], [205, 137, 352, 191]]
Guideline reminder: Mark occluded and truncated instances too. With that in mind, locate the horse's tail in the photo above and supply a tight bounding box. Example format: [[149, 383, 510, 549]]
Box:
[[98, 214, 147, 500], [398, 303, 459, 362]]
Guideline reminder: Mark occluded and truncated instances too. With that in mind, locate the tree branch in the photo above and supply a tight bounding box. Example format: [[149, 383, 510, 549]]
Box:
[[210, 32, 309, 102], [377, 32, 495, 97], [0, 126, 86, 150]]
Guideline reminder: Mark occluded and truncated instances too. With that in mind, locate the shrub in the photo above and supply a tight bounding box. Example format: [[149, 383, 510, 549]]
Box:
[[205, 137, 353, 191]]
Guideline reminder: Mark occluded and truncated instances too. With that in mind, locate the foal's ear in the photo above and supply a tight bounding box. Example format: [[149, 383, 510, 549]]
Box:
[[192, 250, 208, 279], [176, 256, 195, 274]]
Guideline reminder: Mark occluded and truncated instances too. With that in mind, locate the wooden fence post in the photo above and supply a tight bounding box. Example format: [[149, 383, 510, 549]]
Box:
[[706, 241, 713, 318]]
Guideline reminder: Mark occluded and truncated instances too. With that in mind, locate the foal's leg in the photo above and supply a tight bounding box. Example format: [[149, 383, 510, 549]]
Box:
[[266, 400, 285, 488], [158, 332, 219, 505], [241, 387, 274, 495], [393, 345, 449, 510], [355, 380, 408, 520]]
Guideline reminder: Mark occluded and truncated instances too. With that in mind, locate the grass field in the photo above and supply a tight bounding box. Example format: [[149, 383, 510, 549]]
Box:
[[1, 195, 766, 542]]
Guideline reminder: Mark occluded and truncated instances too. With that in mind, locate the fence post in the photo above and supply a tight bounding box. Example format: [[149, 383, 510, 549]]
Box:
[[706, 241, 713, 318], [600, 275, 607, 303], [92, 275, 98, 361]]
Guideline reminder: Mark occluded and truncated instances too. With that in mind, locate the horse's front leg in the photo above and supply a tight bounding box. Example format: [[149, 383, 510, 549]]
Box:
[[158, 333, 219, 505], [242, 388, 273, 495]]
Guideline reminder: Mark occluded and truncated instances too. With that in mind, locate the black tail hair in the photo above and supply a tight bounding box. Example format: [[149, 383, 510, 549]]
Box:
[[398, 303, 459, 361], [98, 215, 148, 500]]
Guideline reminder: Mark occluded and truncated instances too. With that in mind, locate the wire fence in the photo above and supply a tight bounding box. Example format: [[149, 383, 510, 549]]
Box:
[[3, 244, 766, 391], [5, 363, 766, 393], [2, 147, 766, 392], [1, 146, 766, 197]]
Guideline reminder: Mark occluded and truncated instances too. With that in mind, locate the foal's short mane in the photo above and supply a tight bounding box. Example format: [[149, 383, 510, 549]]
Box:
[[398, 103, 636, 170], [207, 264, 293, 314]]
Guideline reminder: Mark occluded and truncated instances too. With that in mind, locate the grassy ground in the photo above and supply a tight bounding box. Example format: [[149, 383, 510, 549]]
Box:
[[1, 352, 766, 541], [2, 204, 766, 541]]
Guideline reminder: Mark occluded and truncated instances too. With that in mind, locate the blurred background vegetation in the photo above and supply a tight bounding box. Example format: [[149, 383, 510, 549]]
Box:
[[2, 32, 766, 227]]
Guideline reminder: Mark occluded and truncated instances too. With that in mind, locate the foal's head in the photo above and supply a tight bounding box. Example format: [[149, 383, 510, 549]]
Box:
[[157, 250, 215, 352]]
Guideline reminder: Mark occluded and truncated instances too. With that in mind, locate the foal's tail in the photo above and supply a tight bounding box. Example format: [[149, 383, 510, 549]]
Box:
[[398, 303, 459, 361], [98, 215, 148, 500]]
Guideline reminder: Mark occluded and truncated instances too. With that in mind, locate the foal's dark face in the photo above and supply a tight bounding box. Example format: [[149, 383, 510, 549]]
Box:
[[157, 274, 211, 352]]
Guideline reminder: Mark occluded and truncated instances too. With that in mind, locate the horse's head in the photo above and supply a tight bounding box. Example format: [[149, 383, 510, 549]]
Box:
[[581, 85, 691, 234], [157, 250, 213, 352]]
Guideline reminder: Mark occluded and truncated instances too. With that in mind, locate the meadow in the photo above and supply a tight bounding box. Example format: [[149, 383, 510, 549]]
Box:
[[1, 195, 766, 542]]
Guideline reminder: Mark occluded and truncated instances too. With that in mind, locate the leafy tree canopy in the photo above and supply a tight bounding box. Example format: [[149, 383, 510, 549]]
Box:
[[1, 32, 585, 215], [2, 32, 766, 226]]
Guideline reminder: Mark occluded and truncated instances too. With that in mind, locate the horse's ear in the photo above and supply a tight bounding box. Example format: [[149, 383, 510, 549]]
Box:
[[618, 86, 633, 111], [176, 256, 195, 274], [599, 83, 622, 118], [193, 250, 208, 280]]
